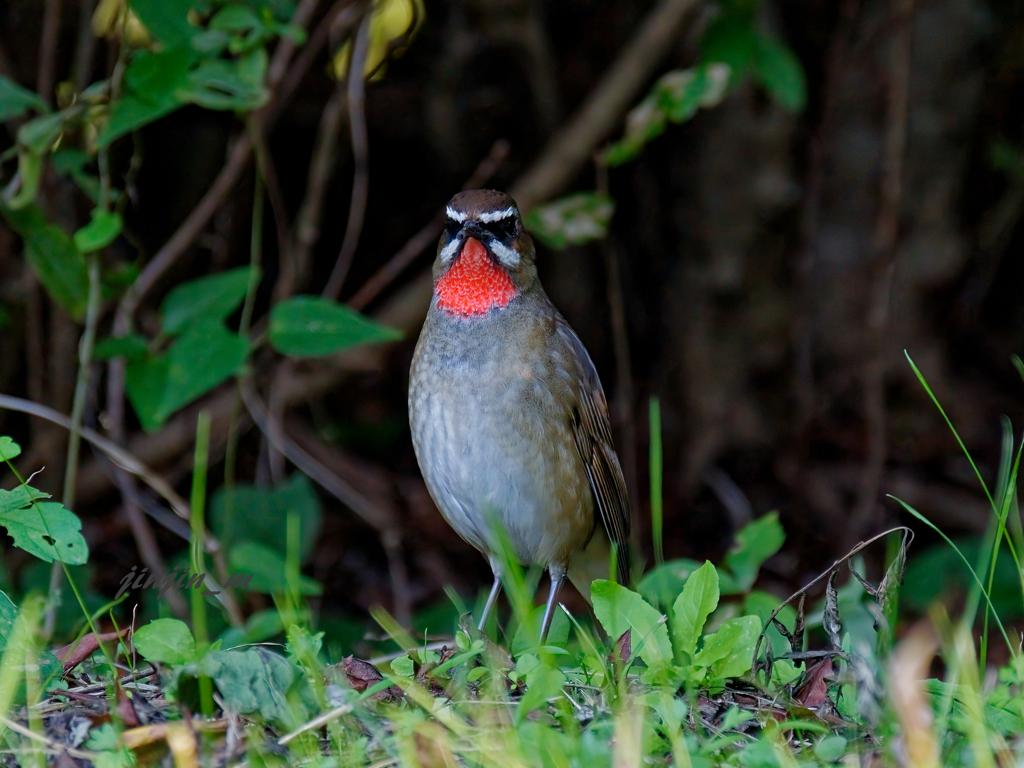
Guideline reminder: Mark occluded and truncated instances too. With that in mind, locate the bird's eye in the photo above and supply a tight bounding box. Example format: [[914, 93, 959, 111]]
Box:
[[482, 217, 517, 241], [444, 217, 461, 239]]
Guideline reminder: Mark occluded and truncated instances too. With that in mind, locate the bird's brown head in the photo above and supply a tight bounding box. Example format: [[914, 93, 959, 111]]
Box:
[[432, 189, 537, 317]]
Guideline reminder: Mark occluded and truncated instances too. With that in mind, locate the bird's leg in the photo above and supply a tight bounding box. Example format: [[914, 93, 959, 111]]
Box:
[[478, 561, 503, 631], [539, 564, 567, 642]]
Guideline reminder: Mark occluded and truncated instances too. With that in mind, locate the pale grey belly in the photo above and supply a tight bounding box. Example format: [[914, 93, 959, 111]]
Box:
[[409, 362, 593, 568]]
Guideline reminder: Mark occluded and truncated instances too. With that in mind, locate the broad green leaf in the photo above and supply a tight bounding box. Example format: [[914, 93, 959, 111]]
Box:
[[743, 589, 796, 656], [637, 557, 705, 612], [0, 76, 47, 122], [73, 210, 123, 253], [99, 49, 192, 146], [0, 437, 21, 462], [211, 474, 322, 562], [133, 618, 196, 664], [92, 333, 150, 362], [0, 485, 49, 516], [181, 57, 268, 111], [228, 542, 323, 595], [160, 267, 254, 335], [201, 647, 297, 724], [127, 320, 249, 430], [3, 206, 89, 318], [390, 654, 414, 677], [754, 36, 807, 112], [0, 501, 89, 564], [815, 735, 848, 762], [269, 296, 402, 357], [129, 0, 196, 48], [698, 615, 761, 679], [670, 560, 719, 660], [209, 5, 263, 33], [0, 591, 17, 650], [723, 512, 785, 593], [524, 192, 615, 250], [700, 14, 758, 81], [591, 579, 672, 667]]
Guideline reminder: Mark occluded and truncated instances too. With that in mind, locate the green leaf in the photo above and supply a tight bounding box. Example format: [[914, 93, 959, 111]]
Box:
[[160, 267, 255, 335], [133, 618, 197, 664], [815, 735, 848, 762], [3, 205, 89, 318], [0, 437, 21, 462], [17, 110, 69, 154], [126, 320, 250, 430], [269, 296, 402, 357], [696, 615, 761, 679], [99, 49, 192, 147], [209, 5, 263, 33], [0, 76, 47, 122], [390, 654, 414, 677], [211, 474, 322, 562], [591, 579, 672, 667], [700, 14, 758, 80], [92, 334, 150, 362], [129, 0, 196, 48], [524, 192, 615, 250], [511, 604, 570, 656], [202, 647, 297, 724], [0, 591, 17, 650], [228, 542, 323, 595], [0, 485, 49, 516], [753, 36, 807, 112], [4, 148, 42, 209], [670, 560, 719, 660], [73, 210, 123, 253], [181, 57, 268, 111], [516, 659, 566, 717], [723, 512, 785, 593], [637, 557, 705, 612], [658, 63, 731, 123], [0, 501, 89, 564]]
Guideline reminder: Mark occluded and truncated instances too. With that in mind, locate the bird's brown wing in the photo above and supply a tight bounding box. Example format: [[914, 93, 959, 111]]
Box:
[[556, 317, 632, 585]]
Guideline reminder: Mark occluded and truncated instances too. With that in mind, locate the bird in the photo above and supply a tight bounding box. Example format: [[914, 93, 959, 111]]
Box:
[[408, 188, 631, 640]]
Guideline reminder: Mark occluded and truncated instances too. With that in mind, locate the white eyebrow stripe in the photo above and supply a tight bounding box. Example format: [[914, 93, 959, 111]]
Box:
[[478, 207, 516, 223], [445, 206, 468, 222]]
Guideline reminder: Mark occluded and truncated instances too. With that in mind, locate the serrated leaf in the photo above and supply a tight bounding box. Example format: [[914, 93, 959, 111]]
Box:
[[0, 501, 88, 564], [0, 76, 47, 122], [524, 192, 615, 250], [126, 320, 249, 430], [723, 512, 785, 593], [754, 36, 807, 112], [133, 618, 196, 664], [0, 437, 21, 462], [670, 560, 719, 661], [269, 296, 402, 357], [92, 333, 150, 362], [228, 542, 322, 595], [73, 210, 122, 253], [591, 579, 672, 667], [160, 267, 254, 335]]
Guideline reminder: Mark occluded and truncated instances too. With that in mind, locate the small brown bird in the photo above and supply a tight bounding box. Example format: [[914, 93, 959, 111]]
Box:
[[409, 189, 631, 639]]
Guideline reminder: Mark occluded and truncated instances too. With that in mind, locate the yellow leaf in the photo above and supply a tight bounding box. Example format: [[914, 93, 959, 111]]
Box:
[[332, 0, 424, 80]]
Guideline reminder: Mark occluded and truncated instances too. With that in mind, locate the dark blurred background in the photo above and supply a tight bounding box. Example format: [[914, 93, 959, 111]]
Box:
[[0, 0, 1022, 654]]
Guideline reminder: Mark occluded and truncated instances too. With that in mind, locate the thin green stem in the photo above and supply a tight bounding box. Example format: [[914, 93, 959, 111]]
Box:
[[649, 397, 664, 566], [190, 409, 214, 717]]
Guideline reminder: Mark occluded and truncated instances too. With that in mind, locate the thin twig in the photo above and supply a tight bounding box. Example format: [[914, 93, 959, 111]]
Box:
[[72, 0, 97, 92], [323, 11, 373, 300], [348, 139, 510, 310], [277, 703, 354, 745], [0, 394, 191, 520]]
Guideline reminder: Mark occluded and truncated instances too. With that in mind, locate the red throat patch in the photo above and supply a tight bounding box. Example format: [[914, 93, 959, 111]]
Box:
[[435, 237, 517, 317]]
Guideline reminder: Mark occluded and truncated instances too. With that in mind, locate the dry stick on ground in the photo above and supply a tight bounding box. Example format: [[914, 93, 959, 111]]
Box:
[[322, 11, 374, 300], [348, 139, 511, 311], [851, 0, 914, 543]]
